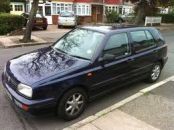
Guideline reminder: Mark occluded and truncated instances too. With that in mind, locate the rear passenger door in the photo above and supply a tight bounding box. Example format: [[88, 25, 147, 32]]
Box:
[[129, 30, 158, 77]]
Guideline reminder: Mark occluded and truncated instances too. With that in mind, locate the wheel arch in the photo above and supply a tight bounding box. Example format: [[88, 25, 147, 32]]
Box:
[[158, 59, 164, 68], [56, 84, 89, 105]]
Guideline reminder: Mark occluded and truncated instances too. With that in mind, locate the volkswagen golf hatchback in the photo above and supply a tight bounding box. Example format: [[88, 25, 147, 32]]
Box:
[[2, 26, 168, 120]]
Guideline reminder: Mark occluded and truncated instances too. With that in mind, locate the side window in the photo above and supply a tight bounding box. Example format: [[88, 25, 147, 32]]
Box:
[[104, 33, 130, 57], [130, 31, 156, 52], [145, 30, 156, 46]]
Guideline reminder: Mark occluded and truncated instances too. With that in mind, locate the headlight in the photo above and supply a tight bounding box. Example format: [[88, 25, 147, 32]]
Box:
[[17, 83, 33, 98]]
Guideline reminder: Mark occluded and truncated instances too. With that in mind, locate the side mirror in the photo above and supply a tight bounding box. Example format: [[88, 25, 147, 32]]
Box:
[[98, 54, 115, 62]]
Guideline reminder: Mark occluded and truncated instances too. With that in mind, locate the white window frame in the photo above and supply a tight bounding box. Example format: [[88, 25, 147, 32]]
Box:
[[74, 3, 91, 16], [105, 5, 120, 14], [26, 4, 30, 13], [52, 2, 73, 15], [14, 4, 23, 11]]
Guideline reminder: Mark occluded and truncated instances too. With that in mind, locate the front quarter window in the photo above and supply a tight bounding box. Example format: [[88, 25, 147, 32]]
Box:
[[53, 29, 104, 60]]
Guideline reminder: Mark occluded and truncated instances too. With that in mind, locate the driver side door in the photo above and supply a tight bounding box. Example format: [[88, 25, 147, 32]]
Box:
[[89, 32, 134, 96]]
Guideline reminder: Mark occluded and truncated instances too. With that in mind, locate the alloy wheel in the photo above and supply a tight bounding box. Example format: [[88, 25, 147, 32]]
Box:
[[65, 93, 84, 116], [151, 64, 161, 81]]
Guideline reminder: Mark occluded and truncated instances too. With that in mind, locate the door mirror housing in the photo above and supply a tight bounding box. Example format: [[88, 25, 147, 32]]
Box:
[[98, 54, 115, 62]]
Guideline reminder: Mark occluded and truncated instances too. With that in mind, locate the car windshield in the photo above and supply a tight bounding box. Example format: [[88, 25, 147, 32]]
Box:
[[53, 28, 105, 60], [60, 12, 74, 17]]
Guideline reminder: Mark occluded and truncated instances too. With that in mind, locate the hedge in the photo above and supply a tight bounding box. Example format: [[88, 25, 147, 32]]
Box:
[[105, 10, 119, 23], [0, 13, 25, 35], [157, 13, 174, 23]]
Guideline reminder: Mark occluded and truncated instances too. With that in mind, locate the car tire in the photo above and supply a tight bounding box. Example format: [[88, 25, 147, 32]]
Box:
[[58, 25, 62, 29], [57, 87, 87, 121], [43, 27, 47, 30], [146, 62, 162, 83]]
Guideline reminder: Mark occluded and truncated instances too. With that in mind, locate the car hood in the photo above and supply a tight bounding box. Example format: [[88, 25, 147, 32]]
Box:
[[8, 47, 90, 86]]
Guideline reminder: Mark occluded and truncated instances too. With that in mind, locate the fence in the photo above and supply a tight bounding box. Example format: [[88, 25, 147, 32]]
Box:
[[145, 17, 162, 26]]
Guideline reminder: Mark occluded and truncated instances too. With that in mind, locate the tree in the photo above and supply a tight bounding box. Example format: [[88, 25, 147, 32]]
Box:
[[125, 0, 173, 25], [22, 0, 39, 43], [0, 0, 10, 13]]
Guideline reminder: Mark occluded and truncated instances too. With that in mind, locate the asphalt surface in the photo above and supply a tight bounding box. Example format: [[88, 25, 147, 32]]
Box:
[[0, 31, 174, 130]]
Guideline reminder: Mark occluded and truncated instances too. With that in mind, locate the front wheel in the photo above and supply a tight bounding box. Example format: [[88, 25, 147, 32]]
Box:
[[147, 62, 162, 83], [57, 87, 87, 121]]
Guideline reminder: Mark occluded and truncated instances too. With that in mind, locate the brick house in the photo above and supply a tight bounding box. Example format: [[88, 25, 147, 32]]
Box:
[[24, 0, 133, 24]]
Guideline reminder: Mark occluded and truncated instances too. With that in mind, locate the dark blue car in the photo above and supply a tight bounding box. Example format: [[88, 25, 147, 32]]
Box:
[[2, 26, 168, 120]]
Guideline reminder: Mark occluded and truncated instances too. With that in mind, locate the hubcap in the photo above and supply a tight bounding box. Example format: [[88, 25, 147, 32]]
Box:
[[151, 65, 160, 81], [65, 93, 84, 116]]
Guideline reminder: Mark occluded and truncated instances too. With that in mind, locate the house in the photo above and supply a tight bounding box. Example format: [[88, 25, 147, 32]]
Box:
[[14, 0, 133, 24], [10, 0, 25, 15]]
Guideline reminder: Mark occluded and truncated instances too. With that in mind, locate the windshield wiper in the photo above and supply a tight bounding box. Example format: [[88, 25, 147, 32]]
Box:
[[53, 47, 67, 54], [70, 55, 90, 60]]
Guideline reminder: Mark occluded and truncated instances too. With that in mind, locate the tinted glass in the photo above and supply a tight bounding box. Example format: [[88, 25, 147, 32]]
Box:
[[53, 29, 104, 60], [130, 30, 156, 52], [104, 33, 129, 57], [145, 30, 156, 46], [60, 12, 74, 17]]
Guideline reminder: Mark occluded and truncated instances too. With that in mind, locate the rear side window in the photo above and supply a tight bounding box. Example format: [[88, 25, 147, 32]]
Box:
[[130, 30, 156, 52], [104, 33, 130, 57]]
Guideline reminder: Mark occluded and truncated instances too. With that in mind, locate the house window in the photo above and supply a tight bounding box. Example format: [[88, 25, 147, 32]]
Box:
[[53, 3, 56, 14], [52, 3, 73, 14], [26, 4, 30, 13], [105, 5, 119, 14], [10, 5, 13, 11], [57, 4, 60, 14], [15, 5, 23, 11], [75, 4, 91, 16]]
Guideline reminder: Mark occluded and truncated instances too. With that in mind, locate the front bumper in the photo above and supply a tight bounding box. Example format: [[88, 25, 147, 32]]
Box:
[[162, 56, 168, 67], [2, 73, 57, 114]]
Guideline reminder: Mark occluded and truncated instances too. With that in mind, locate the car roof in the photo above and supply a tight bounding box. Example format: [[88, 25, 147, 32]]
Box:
[[80, 25, 156, 34]]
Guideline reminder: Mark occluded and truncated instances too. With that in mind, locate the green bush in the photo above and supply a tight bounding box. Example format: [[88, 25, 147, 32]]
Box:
[[0, 13, 25, 35], [156, 13, 174, 23], [105, 10, 119, 23]]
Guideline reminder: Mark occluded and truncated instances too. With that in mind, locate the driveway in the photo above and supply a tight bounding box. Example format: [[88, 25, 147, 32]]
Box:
[[32, 25, 71, 43]]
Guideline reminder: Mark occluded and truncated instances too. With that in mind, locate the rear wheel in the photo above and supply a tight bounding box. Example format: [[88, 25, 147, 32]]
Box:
[[57, 87, 87, 121], [147, 62, 162, 83], [58, 25, 62, 29], [43, 27, 47, 30]]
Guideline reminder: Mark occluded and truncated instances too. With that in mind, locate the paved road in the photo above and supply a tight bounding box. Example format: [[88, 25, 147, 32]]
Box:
[[0, 31, 174, 130]]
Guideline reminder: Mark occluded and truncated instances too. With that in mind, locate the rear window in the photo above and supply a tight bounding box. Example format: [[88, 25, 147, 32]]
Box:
[[60, 12, 74, 17], [152, 28, 165, 41], [36, 14, 43, 18]]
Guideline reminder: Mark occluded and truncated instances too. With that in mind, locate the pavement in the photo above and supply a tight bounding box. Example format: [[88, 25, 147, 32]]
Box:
[[0, 27, 174, 130], [64, 76, 174, 130]]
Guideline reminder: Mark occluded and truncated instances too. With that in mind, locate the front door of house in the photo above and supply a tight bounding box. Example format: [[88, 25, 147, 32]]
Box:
[[92, 5, 103, 23], [44, 3, 52, 24]]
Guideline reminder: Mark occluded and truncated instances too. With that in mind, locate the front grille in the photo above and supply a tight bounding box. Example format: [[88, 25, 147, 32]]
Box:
[[4, 71, 18, 90]]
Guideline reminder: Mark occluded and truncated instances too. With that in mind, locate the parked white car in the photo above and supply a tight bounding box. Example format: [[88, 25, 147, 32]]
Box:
[[120, 13, 135, 22], [58, 11, 77, 28]]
